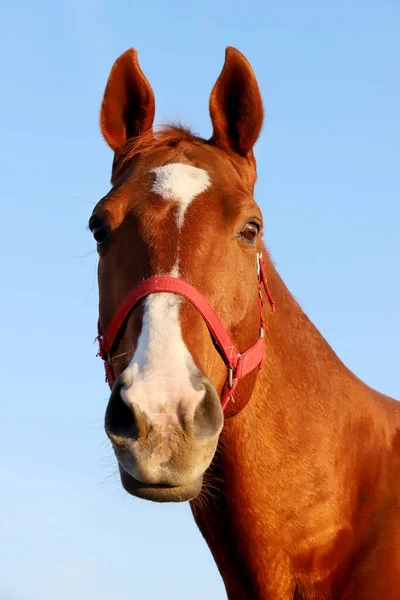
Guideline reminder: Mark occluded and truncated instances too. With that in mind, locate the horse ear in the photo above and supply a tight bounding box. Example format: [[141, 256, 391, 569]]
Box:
[[100, 48, 155, 152], [209, 47, 264, 157]]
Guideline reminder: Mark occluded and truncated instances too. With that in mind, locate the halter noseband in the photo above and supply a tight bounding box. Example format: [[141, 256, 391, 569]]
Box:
[[96, 253, 275, 411]]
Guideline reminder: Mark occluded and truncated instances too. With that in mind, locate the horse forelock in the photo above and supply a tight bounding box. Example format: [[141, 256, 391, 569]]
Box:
[[111, 124, 206, 179]]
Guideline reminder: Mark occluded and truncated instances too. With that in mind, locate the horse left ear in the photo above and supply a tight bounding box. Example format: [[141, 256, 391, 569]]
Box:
[[209, 47, 264, 158], [100, 48, 155, 152]]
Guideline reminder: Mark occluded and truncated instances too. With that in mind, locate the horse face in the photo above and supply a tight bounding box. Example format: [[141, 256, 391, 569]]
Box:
[[91, 47, 264, 502]]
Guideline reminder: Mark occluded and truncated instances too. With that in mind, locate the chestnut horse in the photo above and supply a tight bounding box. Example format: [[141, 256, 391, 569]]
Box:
[[90, 47, 400, 599]]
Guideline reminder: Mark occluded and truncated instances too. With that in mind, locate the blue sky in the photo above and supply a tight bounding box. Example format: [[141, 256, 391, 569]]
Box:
[[1, 1, 399, 598]]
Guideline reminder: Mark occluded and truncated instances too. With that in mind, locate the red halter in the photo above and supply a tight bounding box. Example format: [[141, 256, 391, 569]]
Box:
[[96, 253, 275, 411]]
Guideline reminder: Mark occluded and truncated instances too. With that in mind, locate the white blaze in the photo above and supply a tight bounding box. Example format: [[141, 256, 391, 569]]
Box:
[[121, 163, 211, 432], [149, 163, 210, 228]]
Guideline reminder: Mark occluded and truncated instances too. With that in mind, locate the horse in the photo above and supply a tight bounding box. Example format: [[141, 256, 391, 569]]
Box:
[[90, 46, 400, 599]]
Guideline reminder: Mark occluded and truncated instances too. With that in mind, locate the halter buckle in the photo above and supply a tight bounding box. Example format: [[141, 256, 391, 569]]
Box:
[[257, 252, 263, 275]]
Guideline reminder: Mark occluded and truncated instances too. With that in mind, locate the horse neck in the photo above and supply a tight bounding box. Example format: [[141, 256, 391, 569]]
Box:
[[191, 250, 390, 597], [246, 248, 350, 430]]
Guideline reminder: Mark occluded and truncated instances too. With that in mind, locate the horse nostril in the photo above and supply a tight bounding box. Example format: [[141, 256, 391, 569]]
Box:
[[105, 383, 138, 439], [193, 377, 224, 440]]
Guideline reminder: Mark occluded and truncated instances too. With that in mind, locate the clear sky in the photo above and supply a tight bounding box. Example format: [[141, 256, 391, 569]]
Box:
[[1, 1, 399, 599]]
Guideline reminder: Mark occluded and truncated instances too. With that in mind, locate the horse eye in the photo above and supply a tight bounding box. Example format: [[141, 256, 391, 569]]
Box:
[[241, 222, 259, 243], [91, 223, 109, 246]]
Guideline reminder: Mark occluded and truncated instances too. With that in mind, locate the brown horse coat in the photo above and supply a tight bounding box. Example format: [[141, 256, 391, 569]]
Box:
[[91, 47, 400, 599]]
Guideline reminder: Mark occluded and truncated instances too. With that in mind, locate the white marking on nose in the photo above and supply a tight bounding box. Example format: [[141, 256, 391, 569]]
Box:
[[149, 163, 210, 228], [120, 293, 204, 438]]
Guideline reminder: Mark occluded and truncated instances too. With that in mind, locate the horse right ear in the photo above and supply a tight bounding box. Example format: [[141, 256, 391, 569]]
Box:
[[100, 48, 155, 152]]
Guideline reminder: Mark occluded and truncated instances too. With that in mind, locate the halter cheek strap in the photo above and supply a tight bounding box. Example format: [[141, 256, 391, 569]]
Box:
[[96, 253, 275, 411]]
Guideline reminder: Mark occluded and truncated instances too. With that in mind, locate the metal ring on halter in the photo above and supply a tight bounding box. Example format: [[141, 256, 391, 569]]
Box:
[[228, 367, 234, 389]]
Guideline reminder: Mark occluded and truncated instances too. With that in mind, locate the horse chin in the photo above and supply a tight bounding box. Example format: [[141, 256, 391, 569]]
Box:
[[119, 466, 203, 503]]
